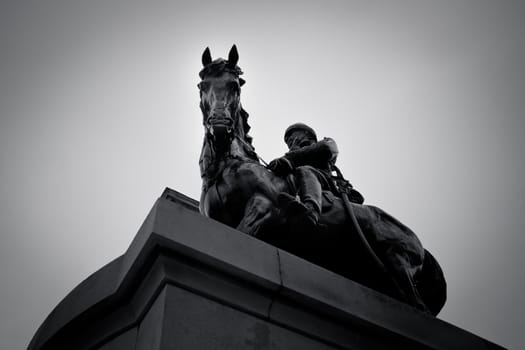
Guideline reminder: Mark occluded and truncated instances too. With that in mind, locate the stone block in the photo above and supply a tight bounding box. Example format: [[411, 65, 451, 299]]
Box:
[[27, 188, 506, 350], [98, 328, 137, 350], [159, 284, 336, 349]]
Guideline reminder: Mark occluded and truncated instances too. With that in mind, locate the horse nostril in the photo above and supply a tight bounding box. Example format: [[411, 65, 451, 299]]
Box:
[[211, 109, 229, 118]]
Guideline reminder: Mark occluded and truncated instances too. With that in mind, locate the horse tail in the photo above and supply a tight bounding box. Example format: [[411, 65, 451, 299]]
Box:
[[418, 249, 447, 316]]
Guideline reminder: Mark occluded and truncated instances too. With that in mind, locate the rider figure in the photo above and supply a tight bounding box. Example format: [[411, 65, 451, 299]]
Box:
[[268, 123, 364, 227]]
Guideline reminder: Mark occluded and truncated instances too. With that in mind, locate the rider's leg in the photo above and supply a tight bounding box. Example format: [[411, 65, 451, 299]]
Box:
[[296, 166, 323, 223], [276, 166, 325, 228]]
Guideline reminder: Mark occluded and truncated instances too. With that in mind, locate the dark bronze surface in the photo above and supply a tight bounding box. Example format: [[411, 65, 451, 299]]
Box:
[[197, 45, 446, 315]]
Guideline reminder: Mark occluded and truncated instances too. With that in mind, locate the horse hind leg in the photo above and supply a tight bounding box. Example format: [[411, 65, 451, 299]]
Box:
[[237, 194, 277, 237], [417, 250, 447, 316], [383, 247, 429, 313]]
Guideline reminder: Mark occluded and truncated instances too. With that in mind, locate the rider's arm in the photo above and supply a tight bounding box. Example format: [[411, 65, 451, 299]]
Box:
[[285, 137, 338, 167]]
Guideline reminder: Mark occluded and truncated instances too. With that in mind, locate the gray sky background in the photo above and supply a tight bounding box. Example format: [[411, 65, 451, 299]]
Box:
[[1, 1, 524, 349]]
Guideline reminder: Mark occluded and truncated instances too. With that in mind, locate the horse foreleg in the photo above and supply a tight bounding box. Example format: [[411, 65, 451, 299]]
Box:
[[237, 195, 276, 237]]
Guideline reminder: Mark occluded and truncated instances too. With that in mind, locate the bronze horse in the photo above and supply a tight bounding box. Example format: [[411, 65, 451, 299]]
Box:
[[198, 45, 446, 315]]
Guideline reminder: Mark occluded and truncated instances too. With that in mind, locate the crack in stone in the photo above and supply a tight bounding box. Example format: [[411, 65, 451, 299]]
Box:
[[266, 248, 283, 319]]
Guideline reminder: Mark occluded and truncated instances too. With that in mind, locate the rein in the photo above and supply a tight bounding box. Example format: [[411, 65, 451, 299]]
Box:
[[235, 135, 269, 167], [332, 164, 407, 301]]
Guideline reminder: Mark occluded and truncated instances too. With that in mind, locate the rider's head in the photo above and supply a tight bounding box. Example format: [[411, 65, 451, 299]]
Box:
[[284, 123, 317, 151]]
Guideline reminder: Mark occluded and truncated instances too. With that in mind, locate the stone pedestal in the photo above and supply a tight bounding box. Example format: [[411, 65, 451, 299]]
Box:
[[28, 188, 505, 350]]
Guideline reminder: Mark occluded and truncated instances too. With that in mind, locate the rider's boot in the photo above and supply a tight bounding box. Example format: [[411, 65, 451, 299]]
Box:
[[302, 199, 320, 227]]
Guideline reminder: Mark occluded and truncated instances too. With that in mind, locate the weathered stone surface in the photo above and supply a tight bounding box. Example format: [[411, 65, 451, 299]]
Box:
[[28, 188, 506, 350], [159, 284, 336, 349], [135, 287, 165, 350]]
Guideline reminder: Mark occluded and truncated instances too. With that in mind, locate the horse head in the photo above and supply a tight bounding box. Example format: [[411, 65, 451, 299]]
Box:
[[198, 45, 251, 153], [198, 45, 258, 184]]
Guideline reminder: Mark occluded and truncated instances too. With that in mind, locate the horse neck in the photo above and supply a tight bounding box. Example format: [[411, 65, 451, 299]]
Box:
[[199, 126, 258, 188]]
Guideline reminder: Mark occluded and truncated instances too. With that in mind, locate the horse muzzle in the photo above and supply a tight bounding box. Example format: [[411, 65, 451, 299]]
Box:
[[205, 117, 235, 148], [206, 116, 234, 137], [207, 124, 233, 137]]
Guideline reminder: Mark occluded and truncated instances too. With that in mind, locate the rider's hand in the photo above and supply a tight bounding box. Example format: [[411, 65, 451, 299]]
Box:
[[268, 157, 294, 175]]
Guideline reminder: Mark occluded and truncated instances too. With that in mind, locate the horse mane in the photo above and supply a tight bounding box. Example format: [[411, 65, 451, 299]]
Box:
[[199, 105, 259, 186], [239, 107, 252, 145]]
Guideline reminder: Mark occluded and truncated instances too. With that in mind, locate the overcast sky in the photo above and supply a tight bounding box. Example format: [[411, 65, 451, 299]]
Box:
[[1, 1, 524, 349]]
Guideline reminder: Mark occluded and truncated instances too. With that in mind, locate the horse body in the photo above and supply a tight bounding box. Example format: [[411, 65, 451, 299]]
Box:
[[197, 45, 446, 315], [200, 146, 288, 232]]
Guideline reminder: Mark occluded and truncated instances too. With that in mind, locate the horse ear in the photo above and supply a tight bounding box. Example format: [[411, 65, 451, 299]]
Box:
[[228, 44, 239, 66], [239, 78, 246, 86], [202, 47, 212, 66]]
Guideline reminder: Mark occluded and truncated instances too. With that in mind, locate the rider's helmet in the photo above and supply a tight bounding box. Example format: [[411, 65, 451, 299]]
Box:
[[284, 123, 317, 143]]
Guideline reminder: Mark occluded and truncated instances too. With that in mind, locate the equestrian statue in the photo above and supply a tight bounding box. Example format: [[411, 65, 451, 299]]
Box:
[[197, 45, 446, 315]]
